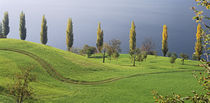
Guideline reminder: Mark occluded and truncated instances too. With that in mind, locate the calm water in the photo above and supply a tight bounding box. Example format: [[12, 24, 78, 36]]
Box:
[[0, 0, 203, 55]]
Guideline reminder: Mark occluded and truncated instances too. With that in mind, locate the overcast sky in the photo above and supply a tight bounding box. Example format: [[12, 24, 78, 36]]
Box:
[[0, 0, 203, 55]]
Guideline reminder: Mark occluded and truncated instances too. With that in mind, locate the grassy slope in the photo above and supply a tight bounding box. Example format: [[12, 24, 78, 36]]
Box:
[[0, 39, 204, 103]]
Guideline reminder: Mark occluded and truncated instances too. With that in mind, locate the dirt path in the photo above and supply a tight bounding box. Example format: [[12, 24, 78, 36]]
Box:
[[0, 48, 203, 85]]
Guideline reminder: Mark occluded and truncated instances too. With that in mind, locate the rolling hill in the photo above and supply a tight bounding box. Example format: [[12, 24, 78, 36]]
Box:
[[0, 39, 204, 103]]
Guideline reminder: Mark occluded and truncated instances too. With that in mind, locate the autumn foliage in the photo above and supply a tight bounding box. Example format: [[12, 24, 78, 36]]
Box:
[[129, 21, 136, 54], [66, 18, 73, 51], [96, 22, 104, 53], [194, 23, 202, 60], [161, 25, 168, 56]]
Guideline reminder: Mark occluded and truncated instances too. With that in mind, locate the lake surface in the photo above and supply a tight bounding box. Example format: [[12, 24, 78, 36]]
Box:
[[0, 0, 205, 56]]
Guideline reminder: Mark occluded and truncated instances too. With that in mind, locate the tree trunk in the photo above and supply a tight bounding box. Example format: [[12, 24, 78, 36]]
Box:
[[103, 50, 106, 63], [182, 59, 184, 65], [133, 56, 135, 66], [67, 47, 71, 51]]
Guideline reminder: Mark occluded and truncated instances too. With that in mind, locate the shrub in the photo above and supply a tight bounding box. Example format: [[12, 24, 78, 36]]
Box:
[[113, 52, 120, 59], [170, 53, 177, 64], [8, 67, 36, 103], [136, 53, 144, 62], [80, 45, 97, 58], [180, 53, 189, 65], [167, 52, 172, 57]]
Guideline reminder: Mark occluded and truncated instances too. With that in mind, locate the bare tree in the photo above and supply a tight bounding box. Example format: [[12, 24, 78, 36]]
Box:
[[103, 39, 121, 63], [103, 43, 114, 62], [109, 39, 121, 53], [141, 38, 156, 55]]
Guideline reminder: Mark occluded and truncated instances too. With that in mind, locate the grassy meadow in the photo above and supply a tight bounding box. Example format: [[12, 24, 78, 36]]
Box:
[[0, 39, 204, 103]]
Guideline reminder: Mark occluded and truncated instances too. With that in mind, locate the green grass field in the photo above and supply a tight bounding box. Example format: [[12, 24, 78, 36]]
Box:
[[0, 39, 204, 103]]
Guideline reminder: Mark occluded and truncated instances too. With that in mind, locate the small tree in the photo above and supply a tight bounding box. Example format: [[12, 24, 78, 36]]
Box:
[[8, 68, 35, 103], [109, 39, 121, 53], [40, 15, 48, 45], [141, 38, 155, 55], [66, 18, 73, 51], [109, 39, 121, 62], [142, 51, 148, 61], [136, 54, 144, 63], [170, 53, 177, 64], [113, 52, 120, 62], [136, 48, 143, 63], [2, 12, 10, 38], [105, 43, 113, 62], [19, 11, 27, 40], [180, 53, 189, 65], [161, 25, 168, 56]]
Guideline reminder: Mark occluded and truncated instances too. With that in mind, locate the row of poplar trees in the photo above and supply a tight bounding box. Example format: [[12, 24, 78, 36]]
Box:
[[0, 12, 203, 61]]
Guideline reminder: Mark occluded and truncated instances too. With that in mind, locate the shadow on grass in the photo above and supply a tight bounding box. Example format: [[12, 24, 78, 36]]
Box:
[[0, 86, 5, 92], [0, 86, 8, 94], [149, 67, 156, 69], [182, 64, 200, 67], [179, 67, 187, 69], [89, 56, 107, 58], [149, 61, 157, 63]]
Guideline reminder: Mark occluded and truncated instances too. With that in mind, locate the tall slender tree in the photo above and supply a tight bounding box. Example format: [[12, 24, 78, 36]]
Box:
[[19, 11, 27, 40], [194, 23, 202, 60], [40, 15, 48, 45], [129, 21, 136, 66], [66, 18, 73, 51], [2, 12, 10, 38], [0, 22, 2, 37], [96, 22, 104, 53], [161, 24, 168, 56]]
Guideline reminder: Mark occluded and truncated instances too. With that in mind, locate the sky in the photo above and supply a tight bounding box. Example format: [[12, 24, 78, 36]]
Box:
[[0, 0, 206, 56]]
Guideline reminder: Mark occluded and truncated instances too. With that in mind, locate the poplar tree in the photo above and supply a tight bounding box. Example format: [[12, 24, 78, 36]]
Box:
[[19, 11, 27, 40], [2, 12, 10, 38], [0, 22, 2, 37], [161, 25, 168, 56], [129, 21, 136, 66], [96, 22, 103, 53], [40, 15, 48, 45], [66, 18, 73, 51], [194, 23, 202, 60]]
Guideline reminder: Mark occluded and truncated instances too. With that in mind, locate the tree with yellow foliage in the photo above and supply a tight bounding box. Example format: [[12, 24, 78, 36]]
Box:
[[40, 15, 48, 45], [129, 21, 136, 54], [66, 18, 73, 51], [129, 21, 136, 66], [161, 25, 168, 56], [194, 23, 202, 60], [96, 22, 103, 53]]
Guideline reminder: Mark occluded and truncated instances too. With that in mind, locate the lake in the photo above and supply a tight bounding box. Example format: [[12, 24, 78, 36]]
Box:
[[0, 0, 203, 56]]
